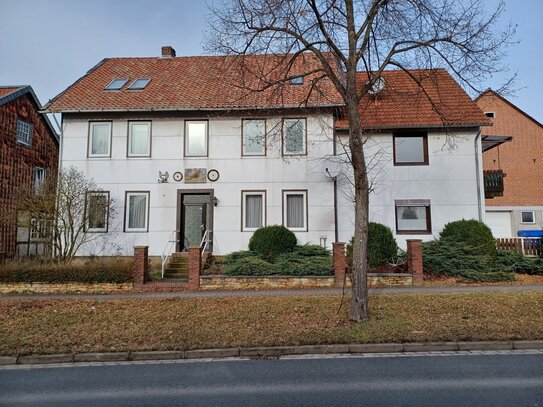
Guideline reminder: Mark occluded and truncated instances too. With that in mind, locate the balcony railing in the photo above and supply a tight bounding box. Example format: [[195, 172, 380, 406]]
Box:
[[483, 170, 505, 199]]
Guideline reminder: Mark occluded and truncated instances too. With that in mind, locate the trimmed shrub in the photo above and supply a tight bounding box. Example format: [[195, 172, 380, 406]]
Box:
[[249, 225, 297, 261], [347, 222, 399, 269], [0, 258, 135, 283], [223, 256, 278, 276], [440, 219, 496, 257], [275, 253, 332, 276], [422, 240, 514, 282]]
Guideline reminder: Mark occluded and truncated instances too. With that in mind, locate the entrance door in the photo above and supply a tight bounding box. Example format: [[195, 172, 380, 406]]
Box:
[[179, 193, 212, 251]]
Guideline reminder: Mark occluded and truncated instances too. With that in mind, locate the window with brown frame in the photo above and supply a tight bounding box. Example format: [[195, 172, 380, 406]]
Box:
[[393, 131, 428, 165], [395, 200, 432, 234]]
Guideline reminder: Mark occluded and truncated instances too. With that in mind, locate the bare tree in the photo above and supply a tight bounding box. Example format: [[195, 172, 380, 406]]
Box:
[[16, 166, 114, 263], [206, 0, 514, 321]]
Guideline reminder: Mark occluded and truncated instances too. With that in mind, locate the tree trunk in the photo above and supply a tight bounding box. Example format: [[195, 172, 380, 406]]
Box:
[[347, 97, 370, 322]]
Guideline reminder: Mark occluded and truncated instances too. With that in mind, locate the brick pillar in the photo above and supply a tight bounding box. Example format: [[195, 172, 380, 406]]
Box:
[[134, 246, 149, 289], [407, 239, 423, 283], [332, 242, 346, 287], [188, 245, 201, 290]]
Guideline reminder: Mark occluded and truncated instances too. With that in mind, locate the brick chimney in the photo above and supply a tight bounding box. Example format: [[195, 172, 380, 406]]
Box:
[[161, 46, 176, 58]]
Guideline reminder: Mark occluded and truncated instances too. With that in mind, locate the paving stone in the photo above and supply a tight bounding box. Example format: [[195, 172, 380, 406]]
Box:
[[0, 356, 17, 365], [240, 347, 298, 357], [130, 351, 184, 361], [513, 340, 543, 350], [295, 344, 350, 355], [184, 348, 240, 359], [457, 341, 513, 351], [18, 354, 73, 364], [74, 352, 129, 362], [403, 342, 458, 352], [348, 343, 404, 353]]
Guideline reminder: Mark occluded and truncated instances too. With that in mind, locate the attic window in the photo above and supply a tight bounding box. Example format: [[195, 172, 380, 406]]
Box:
[[485, 112, 496, 118], [128, 78, 151, 90], [104, 78, 128, 90], [290, 76, 304, 85]]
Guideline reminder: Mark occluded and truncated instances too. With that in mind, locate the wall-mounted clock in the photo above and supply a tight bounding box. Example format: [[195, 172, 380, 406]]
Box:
[[207, 169, 220, 182], [173, 171, 183, 182]]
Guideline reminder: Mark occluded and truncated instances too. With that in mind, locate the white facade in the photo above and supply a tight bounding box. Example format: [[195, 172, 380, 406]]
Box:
[[335, 129, 484, 248], [61, 111, 484, 256], [61, 113, 336, 256]]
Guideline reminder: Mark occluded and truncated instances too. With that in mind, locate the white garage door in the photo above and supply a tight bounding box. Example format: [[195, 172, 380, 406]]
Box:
[[485, 211, 512, 238]]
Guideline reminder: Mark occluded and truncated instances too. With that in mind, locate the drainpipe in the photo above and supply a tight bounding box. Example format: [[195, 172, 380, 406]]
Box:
[[474, 128, 483, 221], [51, 113, 63, 259]]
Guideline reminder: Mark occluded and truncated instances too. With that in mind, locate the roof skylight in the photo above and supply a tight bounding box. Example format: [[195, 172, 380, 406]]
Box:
[[104, 78, 128, 90], [128, 78, 151, 90], [290, 76, 304, 85]]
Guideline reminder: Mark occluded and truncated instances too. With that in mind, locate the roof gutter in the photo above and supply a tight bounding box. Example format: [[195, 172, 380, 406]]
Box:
[[474, 128, 483, 222], [40, 104, 343, 114]]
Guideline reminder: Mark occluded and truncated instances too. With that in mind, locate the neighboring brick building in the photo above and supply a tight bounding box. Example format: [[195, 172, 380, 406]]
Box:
[[477, 89, 543, 237], [0, 86, 59, 257]]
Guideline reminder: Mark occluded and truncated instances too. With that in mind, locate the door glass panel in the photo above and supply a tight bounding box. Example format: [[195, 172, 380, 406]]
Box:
[[183, 205, 204, 250]]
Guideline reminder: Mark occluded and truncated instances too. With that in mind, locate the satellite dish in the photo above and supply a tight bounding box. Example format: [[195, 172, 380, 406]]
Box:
[[367, 77, 385, 95]]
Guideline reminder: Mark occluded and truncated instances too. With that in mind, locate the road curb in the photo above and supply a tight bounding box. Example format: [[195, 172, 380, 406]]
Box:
[[4, 340, 543, 366]]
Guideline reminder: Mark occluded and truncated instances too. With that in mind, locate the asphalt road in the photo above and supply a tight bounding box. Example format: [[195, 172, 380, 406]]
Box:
[[1, 352, 542, 406]]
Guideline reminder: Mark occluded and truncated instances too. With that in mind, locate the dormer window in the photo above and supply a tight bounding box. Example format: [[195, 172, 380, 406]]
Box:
[[128, 78, 151, 90], [290, 76, 304, 85], [104, 78, 128, 90]]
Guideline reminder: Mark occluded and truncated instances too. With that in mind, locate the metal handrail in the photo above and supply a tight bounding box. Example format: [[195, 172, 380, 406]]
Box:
[[200, 230, 212, 253], [161, 230, 179, 278]]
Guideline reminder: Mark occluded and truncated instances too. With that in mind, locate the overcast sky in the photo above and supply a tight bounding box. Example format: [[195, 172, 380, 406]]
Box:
[[1, 0, 541, 121]]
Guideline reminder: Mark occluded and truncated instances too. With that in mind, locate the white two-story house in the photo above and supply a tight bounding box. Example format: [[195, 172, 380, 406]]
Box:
[[44, 47, 491, 258]]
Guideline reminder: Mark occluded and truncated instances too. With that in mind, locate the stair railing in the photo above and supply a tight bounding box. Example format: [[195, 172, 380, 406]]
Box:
[[161, 230, 179, 278], [200, 230, 212, 253]]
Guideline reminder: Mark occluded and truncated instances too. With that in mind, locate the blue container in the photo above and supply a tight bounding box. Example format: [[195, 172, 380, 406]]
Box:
[[517, 230, 543, 238]]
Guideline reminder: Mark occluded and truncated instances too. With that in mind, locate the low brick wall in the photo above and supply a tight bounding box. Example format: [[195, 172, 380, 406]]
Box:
[[0, 282, 133, 294], [200, 275, 335, 290], [200, 273, 412, 290]]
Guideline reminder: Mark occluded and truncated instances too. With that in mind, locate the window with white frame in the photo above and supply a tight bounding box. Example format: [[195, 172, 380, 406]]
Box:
[[521, 211, 535, 224], [395, 200, 432, 234], [128, 121, 151, 157], [16, 119, 32, 146], [283, 190, 307, 231], [33, 167, 46, 193], [242, 191, 266, 231], [283, 118, 306, 155], [242, 119, 266, 156], [125, 192, 149, 232], [86, 192, 109, 232], [88, 122, 112, 157], [30, 218, 49, 240], [185, 121, 208, 157]]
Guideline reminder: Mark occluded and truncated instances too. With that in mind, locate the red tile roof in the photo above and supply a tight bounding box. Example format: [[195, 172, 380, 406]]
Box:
[[335, 69, 490, 129], [45, 54, 344, 112], [0, 86, 24, 99]]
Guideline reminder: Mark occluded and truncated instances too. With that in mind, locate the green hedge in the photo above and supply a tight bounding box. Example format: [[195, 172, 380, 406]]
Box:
[[0, 259, 135, 283], [494, 250, 543, 275], [422, 240, 514, 282], [223, 244, 332, 276]]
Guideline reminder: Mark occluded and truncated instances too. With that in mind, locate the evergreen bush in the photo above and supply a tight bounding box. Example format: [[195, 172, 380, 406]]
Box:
[[346, 222, 399, 269], [223, 256, 278, 276], [248, 225, 297, 261], [440, 219, 496, 257]]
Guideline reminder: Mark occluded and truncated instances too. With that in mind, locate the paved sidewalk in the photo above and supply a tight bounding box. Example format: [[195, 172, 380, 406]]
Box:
[[1, 284, 542, 301]]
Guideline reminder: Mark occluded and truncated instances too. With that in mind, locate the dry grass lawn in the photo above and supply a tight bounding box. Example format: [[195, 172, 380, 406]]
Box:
[[1, 292, 542, 356]]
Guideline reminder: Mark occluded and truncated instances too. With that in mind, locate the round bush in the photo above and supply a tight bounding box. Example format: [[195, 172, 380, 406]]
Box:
[[248, 225, 297, 261], [440, 219, 496, 256], [347, 222, 399, 269]]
